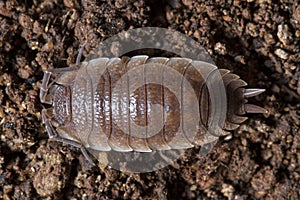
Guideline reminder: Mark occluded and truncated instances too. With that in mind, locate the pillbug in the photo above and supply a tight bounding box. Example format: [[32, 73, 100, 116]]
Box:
[[40, 47, 266, 172]]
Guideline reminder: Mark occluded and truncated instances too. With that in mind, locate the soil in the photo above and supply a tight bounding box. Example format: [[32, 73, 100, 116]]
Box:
[[0, 0, 300, 199]]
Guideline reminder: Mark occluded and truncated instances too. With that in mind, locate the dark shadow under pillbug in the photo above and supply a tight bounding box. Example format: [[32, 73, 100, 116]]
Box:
[[40, 47, 267, 171]]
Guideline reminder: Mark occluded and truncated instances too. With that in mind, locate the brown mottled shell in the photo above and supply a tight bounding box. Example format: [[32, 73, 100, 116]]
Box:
[[41, 55, 266, 170]]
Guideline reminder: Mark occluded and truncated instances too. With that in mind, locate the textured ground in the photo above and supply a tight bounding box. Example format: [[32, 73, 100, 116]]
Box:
[[0, 0, 300, 199]]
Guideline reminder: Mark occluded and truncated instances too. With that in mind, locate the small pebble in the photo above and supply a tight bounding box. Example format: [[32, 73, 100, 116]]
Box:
[[274, 49, 289, 60], [214, 42, 227, 55], [277, 24, 293, 46]]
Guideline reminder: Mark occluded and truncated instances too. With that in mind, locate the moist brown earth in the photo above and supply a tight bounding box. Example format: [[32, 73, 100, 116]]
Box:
[[0, 0, 300, 199]]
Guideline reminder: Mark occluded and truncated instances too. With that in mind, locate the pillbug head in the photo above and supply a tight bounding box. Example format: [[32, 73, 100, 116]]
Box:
[[50, 84, 72, 126]]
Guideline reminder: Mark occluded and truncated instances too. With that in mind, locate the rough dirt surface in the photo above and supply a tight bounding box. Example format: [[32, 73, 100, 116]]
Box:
[[0, 0, 300, 199]]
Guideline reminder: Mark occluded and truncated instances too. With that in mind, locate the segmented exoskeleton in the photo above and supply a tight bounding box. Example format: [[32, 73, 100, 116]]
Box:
[[40, 53, 266, 169]]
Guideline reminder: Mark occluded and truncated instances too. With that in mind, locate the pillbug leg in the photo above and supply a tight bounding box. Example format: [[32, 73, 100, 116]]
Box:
[[41, 109, 96, 166], [199, 140, 218, 156]]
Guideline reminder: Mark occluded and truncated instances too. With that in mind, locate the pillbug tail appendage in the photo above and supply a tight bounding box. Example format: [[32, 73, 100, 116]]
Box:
[[220, 69, 267, 131], [243, 103, 267, 114], [243, 89, 267, 114], [243, 88, 265, 98]]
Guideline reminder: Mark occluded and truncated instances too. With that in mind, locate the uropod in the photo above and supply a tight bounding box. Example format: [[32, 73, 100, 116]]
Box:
[[40, 46, 267, 172]]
